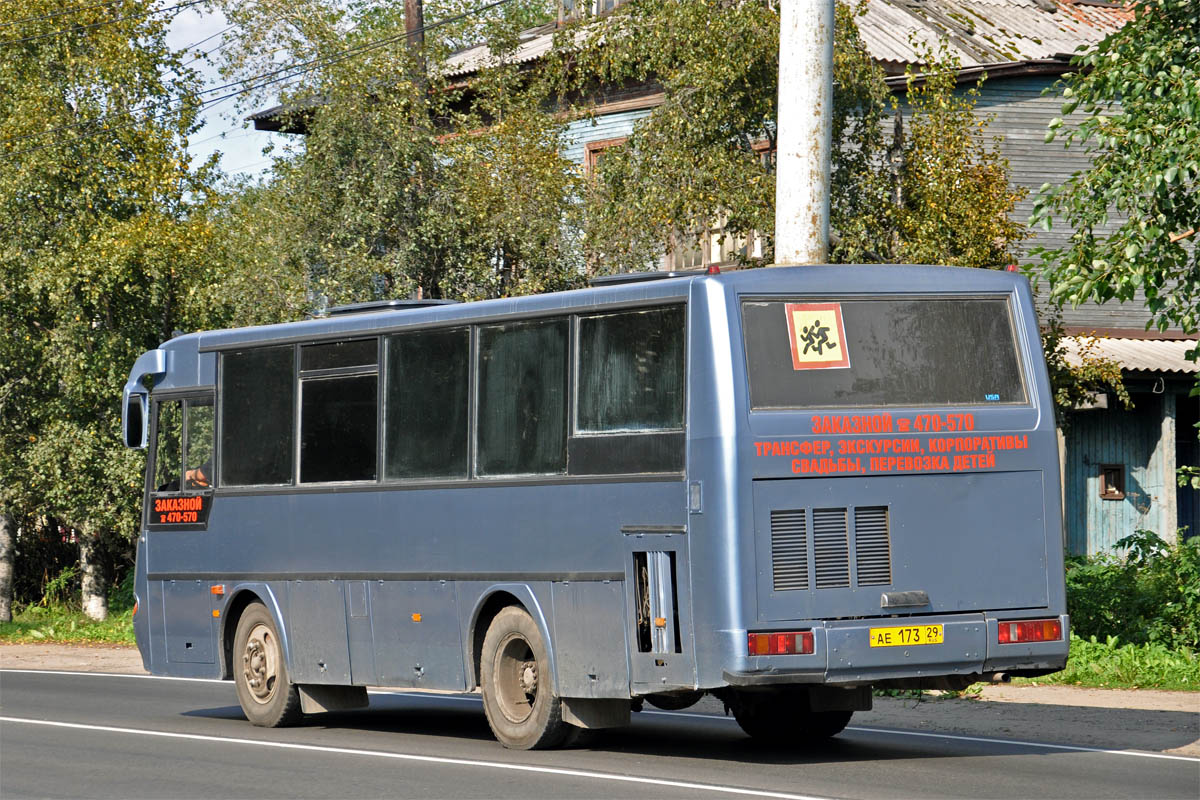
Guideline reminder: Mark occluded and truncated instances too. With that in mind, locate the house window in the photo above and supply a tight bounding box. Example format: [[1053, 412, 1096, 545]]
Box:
[[663, 139, 772, 270], [584, 137, 626, 177], [1099, 464, 1125, 500], [561, 0, 626, 24]]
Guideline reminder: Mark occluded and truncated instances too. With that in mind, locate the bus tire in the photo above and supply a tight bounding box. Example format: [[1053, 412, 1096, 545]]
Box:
[[233, 602, 302, 728], [731, 690, 852, 743], [480, 606, 571, 750]]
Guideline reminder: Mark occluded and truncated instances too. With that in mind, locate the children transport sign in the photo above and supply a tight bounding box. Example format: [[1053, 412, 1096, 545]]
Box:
[[784, 302, 850, 370]]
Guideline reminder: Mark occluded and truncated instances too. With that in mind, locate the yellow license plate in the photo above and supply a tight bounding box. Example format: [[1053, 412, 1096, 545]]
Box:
[[869, 624, 944, 647]]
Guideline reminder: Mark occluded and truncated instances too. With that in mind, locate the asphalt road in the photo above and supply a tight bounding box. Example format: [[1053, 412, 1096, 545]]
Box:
[[1, 670, 1196, 799]]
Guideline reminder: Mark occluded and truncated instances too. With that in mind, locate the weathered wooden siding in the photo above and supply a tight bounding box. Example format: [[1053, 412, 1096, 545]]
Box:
[[561, 108, 653, 165], [1064, 391, 1180, 555], [895, 75, 1121, 265]]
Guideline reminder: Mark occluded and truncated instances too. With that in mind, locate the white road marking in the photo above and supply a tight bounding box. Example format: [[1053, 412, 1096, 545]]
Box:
[[5, 669, 1197, 763], [0, 716, 831, 800], [0, 668, 222, 683], [640, 708, 1200, 763]]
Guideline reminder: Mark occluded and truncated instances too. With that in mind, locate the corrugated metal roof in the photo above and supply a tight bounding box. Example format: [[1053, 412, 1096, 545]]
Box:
[[443, 21, 560, 77], [855, 0, 1131, 71], [1063, 337, 1199, 374], [442, 0, 1132, 79]]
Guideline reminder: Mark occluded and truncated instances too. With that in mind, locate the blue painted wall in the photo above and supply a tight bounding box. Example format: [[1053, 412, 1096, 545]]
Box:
[[561, 108, 653, 164], [1064, 391, 1176, 555]]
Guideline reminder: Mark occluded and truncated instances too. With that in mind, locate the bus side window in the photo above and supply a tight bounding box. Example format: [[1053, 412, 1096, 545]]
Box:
[[384, 328, 470, 480], [184, 398, 214, 489], [299, 339, 378, 484], [577, 306, 685, 433], [220, 346, 295, 486], [154, 400, 183, 491], [569, 306, 686, 475], [477, 318, 568, 476]]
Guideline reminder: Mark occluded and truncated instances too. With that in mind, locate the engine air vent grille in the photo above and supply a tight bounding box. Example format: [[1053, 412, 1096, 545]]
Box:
[[812, 508, 850, 588], [770, 510, 809, 591], [854, 506, 892, 586]]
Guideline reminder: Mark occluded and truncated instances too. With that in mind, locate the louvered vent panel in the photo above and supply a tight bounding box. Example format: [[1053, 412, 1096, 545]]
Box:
[[855, 506, 892, 586], [812, 508, 850, 589], [770, 510, 809, 591]]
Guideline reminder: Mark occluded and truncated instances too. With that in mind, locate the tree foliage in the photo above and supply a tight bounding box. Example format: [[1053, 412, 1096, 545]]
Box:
[[1031, 0, 1200, 339], [217, 0, 582, 303], [548, 0, 1026, 272], [0, 0, 248, 617]]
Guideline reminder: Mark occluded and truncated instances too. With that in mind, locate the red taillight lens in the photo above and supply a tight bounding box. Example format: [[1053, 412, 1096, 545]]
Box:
[[997, 618, 1062, 644], [748, 630, 814, 655]]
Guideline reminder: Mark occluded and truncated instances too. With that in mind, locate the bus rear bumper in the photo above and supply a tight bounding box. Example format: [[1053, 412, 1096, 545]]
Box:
[[722, 613, 1069, 688]]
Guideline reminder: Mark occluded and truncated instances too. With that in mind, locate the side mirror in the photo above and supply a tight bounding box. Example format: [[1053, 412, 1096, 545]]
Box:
[[123, 393, 149, 449]]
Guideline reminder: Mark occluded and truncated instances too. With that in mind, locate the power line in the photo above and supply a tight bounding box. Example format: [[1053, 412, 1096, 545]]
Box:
[[0, 0, 518, 160], [188, 126, 259, 148], [176, 23, 236, 70], [0, 0, 209, 47]]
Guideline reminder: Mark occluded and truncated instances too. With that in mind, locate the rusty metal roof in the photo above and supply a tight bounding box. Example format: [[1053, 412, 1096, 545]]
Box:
[[442, 0, 1132, 80], [257, 1, 1133, 125], [1063, 337, 1199, 374], [856, 0, 1132, 72]]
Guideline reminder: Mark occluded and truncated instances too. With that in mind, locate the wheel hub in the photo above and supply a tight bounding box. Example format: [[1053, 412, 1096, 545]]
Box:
[[241, 624, 277, 704], [519, 661, 537, 694]]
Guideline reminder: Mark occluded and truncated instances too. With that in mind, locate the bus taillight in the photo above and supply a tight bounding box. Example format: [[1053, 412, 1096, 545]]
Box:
[[997, 619, 1062, 644], [748, 630, 814, 656]]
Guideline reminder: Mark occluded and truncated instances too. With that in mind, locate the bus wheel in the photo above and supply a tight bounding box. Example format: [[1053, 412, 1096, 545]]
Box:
[[731, 690, 852, 743], [233, 602, 302, 727], [480, 606, 570, 750]]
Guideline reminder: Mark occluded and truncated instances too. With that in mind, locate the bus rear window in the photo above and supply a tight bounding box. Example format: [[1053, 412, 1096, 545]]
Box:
[[743, 297, 1027, 410]]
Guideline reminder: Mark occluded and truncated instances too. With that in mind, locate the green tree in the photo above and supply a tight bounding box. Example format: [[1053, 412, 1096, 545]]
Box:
[[1031, 0, 1199, 482], [1031, 0, 1199, 340], [0, 0, 243, 618], [884, 51, 1028, 268], [218, 0, 579, 303]]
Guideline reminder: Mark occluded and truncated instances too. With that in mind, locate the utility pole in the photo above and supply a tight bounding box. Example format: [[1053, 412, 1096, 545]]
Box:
[[405, 0, 426, 84], [773, 0, 835, 265], [405, 0, 425, 50]]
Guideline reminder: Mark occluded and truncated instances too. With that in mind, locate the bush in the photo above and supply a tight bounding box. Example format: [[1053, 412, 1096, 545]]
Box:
[[1066, 530, 1200, 652], [1020, 634, 1200, 691]]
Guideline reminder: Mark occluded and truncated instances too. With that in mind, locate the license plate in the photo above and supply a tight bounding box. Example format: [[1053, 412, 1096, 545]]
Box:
[[869, 624, 944, 647]]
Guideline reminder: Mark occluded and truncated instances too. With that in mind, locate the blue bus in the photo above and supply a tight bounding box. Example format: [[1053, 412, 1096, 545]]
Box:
[[122, 265, 1068, 749]]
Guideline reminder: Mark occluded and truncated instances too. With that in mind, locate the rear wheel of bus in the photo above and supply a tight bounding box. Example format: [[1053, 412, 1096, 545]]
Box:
[[730, 689, 852, 744], [480, 606, 572, 750], [233, 602, 302, 727]]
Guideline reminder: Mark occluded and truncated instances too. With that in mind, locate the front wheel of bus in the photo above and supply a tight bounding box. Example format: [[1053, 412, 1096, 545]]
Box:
[[233, 602, 302, 728], [480, 606, 571, 750], [731, 690, 852, 744]]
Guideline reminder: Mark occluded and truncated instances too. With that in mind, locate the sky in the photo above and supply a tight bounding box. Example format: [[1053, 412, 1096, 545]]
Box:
[[166, 7, 282, 179]]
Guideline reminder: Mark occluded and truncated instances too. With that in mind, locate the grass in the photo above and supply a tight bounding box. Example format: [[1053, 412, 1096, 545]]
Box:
[[1009, 634, 1200, 692], [0, 603, 135, 646]]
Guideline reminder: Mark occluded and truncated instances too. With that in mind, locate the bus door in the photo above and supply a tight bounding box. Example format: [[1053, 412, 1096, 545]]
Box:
[[623, 527, 696, 694], [147, 394, 217, 665]]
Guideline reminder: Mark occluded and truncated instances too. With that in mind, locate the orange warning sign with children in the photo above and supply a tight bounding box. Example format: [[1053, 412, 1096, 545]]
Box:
[[784, 302, 850, 370]]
